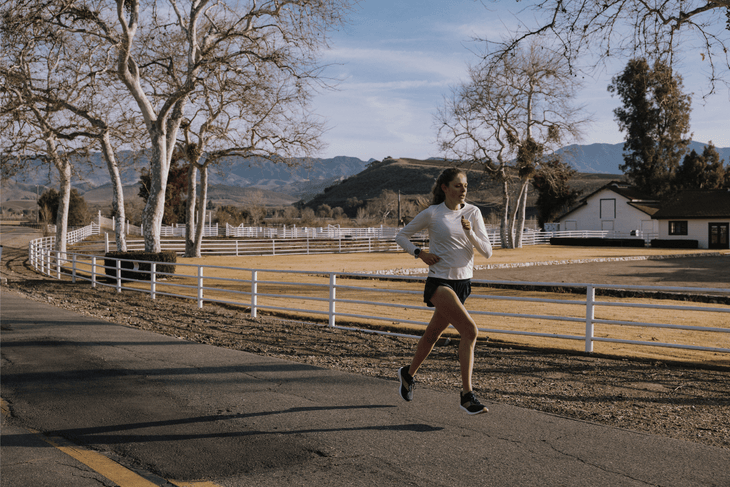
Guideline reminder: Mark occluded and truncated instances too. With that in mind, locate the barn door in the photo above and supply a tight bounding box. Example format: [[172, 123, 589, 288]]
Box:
[[708, 223, 729, 249]]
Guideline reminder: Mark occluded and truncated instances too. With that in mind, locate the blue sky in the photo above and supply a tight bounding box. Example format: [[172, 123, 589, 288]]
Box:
[[314, 0, 730, 161]]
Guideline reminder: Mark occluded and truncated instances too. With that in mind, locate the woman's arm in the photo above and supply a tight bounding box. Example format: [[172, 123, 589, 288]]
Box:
[[462, 210, 493, 259], [395, 208, 431, 257]]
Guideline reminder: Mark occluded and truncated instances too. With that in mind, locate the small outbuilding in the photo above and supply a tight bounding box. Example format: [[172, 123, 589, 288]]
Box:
[[651, 189, 730, 249], [557, 181, 660, 237]]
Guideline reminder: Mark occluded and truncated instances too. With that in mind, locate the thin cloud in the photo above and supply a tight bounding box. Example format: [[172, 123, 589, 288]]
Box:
[[323, 47, 467, 79]]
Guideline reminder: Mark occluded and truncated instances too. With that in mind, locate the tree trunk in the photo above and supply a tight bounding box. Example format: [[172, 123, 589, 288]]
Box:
[[193, 165, 209, 258], [100, 132, 127, 251], [499, 178, 511, 249], [514, 179, 529, 248], [54, 159, 71, 258], [184, 163, 198, 257], [141, 132, 170, 253], [508, 180, 528, 249]]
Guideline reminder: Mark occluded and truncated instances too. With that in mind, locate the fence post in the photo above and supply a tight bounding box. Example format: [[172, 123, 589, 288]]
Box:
[[272, 239, 276, 256], [338, 238, 342, 253], [116, 259, 122, 293], [307, 236, 310, 255], [328, 273, 336, 327], [91, 256, 97, 288], [197, 266, 204, 309], [235, 240, 239, 257], [251, 270, 258, 318], [150, 262, 156, 300], [105, 232, 109, 253], [56, 251, 61, 279], [585, 285, 595, 353], [71, 254, 77, 283]]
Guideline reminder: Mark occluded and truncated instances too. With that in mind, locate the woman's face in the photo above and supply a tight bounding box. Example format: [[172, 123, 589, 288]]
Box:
[[441, 172, 467, 209]]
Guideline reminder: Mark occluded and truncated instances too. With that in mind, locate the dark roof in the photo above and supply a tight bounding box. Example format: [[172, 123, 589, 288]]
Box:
[[628, 202, 661, 216], [652, 190, 730, 219], [557, 181, 658, 220], [608, 184, 656, 201]]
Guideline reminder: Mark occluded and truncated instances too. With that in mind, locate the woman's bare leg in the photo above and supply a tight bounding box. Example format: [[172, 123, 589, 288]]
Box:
[[408, 308, 450, 377], [409, 286, 479, 391]]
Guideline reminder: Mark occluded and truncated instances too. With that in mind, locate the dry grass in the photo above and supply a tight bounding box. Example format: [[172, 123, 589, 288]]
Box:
[[68, 246, 729, 366], [179, 245, 727, 273]]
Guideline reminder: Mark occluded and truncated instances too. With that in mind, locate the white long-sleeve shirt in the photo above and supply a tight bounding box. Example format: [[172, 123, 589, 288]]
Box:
[[395, 202, 493, 279]]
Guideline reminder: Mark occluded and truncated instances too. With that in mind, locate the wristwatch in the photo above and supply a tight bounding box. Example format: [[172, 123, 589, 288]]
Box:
[[414, 248, 421, 259]]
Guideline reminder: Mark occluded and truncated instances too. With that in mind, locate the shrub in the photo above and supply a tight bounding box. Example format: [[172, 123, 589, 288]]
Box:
[[104, 251, 177, 281], [550, 237, 646, 247], [650, 239, 699, 249]]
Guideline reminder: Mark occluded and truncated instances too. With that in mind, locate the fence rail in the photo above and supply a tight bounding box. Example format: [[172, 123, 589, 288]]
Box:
[[122, 236, 424, 255], [109, 230, 653, 256], [28, 234, 730, 360]]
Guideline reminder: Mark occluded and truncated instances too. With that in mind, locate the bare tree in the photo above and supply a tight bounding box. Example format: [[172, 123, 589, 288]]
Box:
[[0, 10, 94, 256], [436, 40, 589, 248], [483, 0, 730, 94], [43, 0, 353, 253], [177, 60, 326, 257], [365, 190, 399, 224], [1, 1, 147, 252]]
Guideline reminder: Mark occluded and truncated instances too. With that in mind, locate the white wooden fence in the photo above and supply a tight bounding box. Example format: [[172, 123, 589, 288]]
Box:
[[28, 235, 730, 359], [123, 236, 413, 255], [97, 213, 143, 236], [116, 229, 648, 256]]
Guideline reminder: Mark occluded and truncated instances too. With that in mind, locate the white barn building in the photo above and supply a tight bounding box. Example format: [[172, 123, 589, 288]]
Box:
[[557, 181, 660, 237], [652, 189, 730, 249]]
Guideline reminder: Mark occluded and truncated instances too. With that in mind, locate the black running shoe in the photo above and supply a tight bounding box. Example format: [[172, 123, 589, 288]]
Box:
[[460, 391, 488, 415], [397, 366, 415, 401]]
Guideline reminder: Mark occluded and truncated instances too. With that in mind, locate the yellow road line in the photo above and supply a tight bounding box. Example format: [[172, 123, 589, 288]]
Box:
[[32, 431, 159, 487], [0, 398, 10, 417], [169, 481, 222, 487], [2, 398, 221, 487]]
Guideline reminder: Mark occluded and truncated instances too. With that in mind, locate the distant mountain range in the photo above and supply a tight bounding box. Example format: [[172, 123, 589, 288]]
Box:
[[2, 154, 371, 206], [557, 141, 730, 174], [2, 142, 728, 208]]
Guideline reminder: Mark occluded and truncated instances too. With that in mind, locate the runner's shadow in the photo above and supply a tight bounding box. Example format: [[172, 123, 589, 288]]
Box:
[[44, 404, 444, 445]]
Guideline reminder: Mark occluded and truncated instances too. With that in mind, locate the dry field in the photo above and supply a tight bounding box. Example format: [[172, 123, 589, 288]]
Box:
[[68, 246, 730, 367]]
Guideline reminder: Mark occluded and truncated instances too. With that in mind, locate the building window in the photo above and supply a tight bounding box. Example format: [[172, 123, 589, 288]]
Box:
[[600, 199, 616, 219], [669, 221, 688, 235]]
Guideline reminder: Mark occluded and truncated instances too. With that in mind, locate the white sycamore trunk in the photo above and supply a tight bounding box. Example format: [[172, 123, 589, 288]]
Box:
[[100, 132, 127, 251]]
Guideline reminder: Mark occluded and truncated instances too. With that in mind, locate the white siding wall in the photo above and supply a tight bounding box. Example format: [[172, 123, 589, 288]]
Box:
[[559, 189, 657, 234], [656, 218, 730, 249]]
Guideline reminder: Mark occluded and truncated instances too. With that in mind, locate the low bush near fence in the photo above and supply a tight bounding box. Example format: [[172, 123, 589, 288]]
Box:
[[650, 239, 699, 249], [104, 251, 177, 281], [549, 237, 646, 247]]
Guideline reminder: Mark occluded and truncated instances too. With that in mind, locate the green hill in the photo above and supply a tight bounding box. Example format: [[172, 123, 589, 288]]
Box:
[[303, 157, 621, 218]]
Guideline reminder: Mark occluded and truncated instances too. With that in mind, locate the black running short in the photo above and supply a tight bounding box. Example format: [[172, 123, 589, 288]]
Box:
[[423, 277, 471, 307]]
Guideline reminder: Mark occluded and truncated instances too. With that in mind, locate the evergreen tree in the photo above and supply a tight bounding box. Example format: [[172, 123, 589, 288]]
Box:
[[532, 158, 582, 228], [138, 160, 189, 225], [673, 144, 727, 192], [608, 59, 691, 197], [37, 188, 90, 227]]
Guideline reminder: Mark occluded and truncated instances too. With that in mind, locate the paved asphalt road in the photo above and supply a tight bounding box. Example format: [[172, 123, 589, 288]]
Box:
[[2, 290, 729, 486]]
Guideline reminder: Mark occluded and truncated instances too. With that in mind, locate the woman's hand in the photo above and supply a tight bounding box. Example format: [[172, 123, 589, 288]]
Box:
[[419, 251, 440, 265], [461, 216, 471, 232]]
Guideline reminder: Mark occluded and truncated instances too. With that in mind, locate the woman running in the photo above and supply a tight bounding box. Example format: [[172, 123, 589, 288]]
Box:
[[395, 167, 493, 414]]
